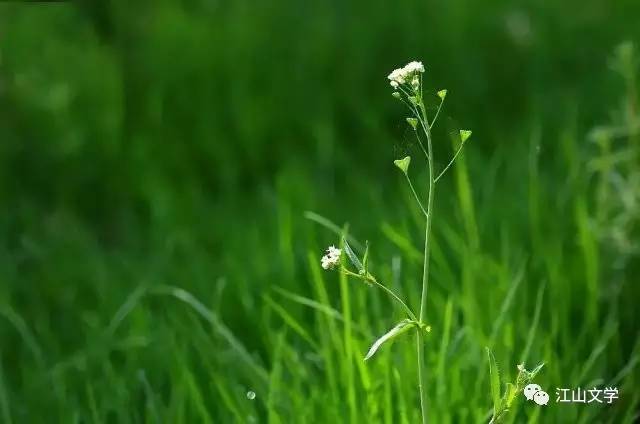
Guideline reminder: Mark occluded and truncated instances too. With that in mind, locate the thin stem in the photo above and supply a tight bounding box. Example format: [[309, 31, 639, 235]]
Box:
[[417, 331, 427, 424], [397, 86, 430, 161], [429, 97, 445, 131], [341, 269, 416, 320], [396, 75, 437, 424], [369, 277, 417, 321], [417, 92, 435, 424], [405, 174, 428, 218], [434, 140, 466, 183], [413, 128, 430, 160], [417, 103, 434, 324]]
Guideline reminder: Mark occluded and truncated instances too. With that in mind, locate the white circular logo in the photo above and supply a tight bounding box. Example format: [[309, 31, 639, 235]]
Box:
[[523, 383, 548, 406]]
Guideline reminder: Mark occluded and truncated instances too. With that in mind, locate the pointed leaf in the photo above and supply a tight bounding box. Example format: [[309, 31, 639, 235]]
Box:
[[362, 241, 370, 274], [365, 319, 416, 361], [529, 363, 544, 376], [342, 238, 363, 273], [486, 347, 501, 416]]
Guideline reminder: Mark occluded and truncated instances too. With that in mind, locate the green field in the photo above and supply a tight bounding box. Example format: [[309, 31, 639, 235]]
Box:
[[0, 1, 639, 422]]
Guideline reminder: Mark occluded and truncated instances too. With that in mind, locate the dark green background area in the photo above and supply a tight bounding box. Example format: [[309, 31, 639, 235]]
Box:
[[0, 1, 638, 422]]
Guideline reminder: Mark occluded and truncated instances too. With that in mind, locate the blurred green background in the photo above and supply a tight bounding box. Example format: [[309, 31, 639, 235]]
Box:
[[1, 1, 639, 422]]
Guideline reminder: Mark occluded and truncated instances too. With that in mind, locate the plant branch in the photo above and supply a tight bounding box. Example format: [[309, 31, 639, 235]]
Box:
[[417, 102, 434, 325], [405, 174, 429, 218], [434, 140, 466, 183], [397, 86, 430, 161], [413, 129, 430, 160], [429, 96, 445, 130], [341, 269, 417, 320]]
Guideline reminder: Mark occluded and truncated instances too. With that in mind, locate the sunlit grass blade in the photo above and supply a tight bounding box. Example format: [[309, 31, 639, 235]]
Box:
[[304, 211, 364, 251], [151, 285, 269, 384], [264, 295, 319, 350]]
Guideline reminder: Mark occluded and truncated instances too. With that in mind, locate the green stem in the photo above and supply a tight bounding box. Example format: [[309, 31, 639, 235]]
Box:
[[341, 269, 416, 320], [397, 86, 430, 161], [417, 98, 435, 424], [405, 174, 428, 218], [370, 277, 417, 321], [395, 80, 435, 424], [417, 331, 427, 424], [418, 102, 435, 323], [434, 140, 466, 183], [429, 97, 445, 131]]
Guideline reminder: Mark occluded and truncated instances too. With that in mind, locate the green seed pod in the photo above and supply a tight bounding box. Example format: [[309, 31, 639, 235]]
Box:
[[460, 129, 472, 143], [393, 156, 411, 174]]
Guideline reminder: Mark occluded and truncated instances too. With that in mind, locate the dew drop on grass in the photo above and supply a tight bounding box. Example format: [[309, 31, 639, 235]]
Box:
[[246, 390, 256, 400]]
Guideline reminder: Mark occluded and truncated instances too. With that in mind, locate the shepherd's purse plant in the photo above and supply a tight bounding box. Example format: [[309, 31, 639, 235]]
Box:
[[319, 60, 472, 423]]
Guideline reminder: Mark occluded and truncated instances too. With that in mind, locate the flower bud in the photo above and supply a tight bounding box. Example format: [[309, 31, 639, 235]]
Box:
[[411, 76, 420, 90]]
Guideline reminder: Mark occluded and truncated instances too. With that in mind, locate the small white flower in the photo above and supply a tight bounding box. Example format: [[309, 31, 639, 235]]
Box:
[[321, 245, 342, 270], [387, 68, 406, 85], [404, 61, 425, 73], [387, 60, 425, 88]]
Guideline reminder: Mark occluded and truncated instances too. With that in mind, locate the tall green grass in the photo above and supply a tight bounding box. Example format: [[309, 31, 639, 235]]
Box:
[[0, 1, 638, 422]]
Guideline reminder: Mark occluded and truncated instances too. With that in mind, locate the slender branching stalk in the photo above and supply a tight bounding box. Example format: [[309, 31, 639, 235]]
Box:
[[416, 88, 436, 424], [319, 60, 472, 424]]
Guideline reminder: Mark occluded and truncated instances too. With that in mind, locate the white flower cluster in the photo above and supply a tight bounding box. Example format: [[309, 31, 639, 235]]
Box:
[[321, 245, 342, 270], [388, 61, 425, 89]]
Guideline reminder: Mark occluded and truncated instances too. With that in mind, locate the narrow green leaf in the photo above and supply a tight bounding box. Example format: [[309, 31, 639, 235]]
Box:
[[486, 347, 501, 416], [502, 382, 516, 410], [529, 363, 545, 378], [364, 319, 416, 361], [342, 238, 363, 273], [264, 295, 319, 350], [304, 211, 364, 251], [362, 241, 370, 274], [380, 222, 422, 262]]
